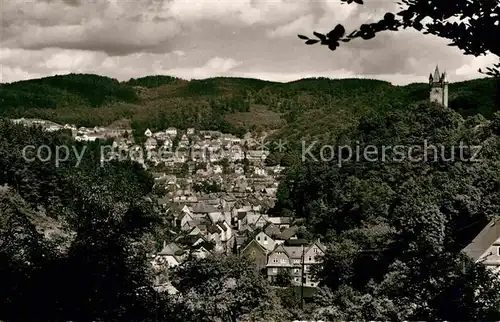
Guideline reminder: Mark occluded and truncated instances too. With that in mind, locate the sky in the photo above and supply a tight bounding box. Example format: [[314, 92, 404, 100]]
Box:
[[0, 0, 498, 85]]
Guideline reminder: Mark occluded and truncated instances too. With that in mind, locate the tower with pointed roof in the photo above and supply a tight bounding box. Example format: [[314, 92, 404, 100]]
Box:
[[429, 65, 448, 107]]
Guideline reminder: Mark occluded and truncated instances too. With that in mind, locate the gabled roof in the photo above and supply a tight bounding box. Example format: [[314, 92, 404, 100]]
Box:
[[176, 233, 208, 247], [269, 244, 290, 257], [191, 202, 219, 214], [241, 238, 267, 254], [158, 242, 182, 256], [277, 225, 300, 240], [305, 239, 327, 254], [264, 223, 281, 237], [154, 281, 178, 295], [267, 216, 291, 225], [177, 212, 193, 221], [463, 217, 500, 261], [223, 194, 236, 202], [284, 238, 309, 246], [283, 246, 303, 259]]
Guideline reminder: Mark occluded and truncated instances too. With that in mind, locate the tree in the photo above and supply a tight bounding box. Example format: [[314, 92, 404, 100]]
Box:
[[278, 101, 500, 319], [168, 254, 286, 321], [265, 152, 281, 166], [298, 0, 500, 76], [275, 269, 293, 287], [0, 121, 161, 321]]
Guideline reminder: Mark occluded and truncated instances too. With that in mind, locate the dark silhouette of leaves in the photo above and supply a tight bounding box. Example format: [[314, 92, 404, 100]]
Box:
[[313, 31, 327, 42], [298, 34, 309, 40], [306, 39, 320, 45], [329, 42, 339, 51], [327, 24, 346, 39], [298, 0, 500, 76]]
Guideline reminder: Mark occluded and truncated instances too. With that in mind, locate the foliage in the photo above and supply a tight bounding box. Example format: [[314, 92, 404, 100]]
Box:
[[167, 254, 291, 321], [276, 101, 500, 319], [298, 0, 499, 76], [0, 120, 162, 321], [193, 181, 222, 193], [126, 75, 181, 88], [0, 73, 138, 111], [275, 268, 293, 287], [1, 73, 497, 142]]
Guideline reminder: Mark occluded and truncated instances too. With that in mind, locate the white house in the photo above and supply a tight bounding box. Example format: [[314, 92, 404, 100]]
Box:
[[463, 217, 500, 275], [165, 127, 178, 137], [255, 231, 275, 252]]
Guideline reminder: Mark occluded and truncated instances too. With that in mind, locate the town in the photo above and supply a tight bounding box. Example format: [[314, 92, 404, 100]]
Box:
[[11, 117, 326, 295]]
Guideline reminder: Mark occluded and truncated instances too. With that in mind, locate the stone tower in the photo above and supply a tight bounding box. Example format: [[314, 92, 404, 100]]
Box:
[[429, 65, 448, 107]]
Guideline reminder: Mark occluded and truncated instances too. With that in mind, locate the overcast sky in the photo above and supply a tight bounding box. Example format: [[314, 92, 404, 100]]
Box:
[[0, 0, 498, 85]]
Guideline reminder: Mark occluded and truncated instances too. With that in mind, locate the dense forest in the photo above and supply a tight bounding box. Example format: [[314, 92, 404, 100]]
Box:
[[3, 100, 500, 320], [1, 72, 500, 320], [273, 101, 500, 319], [0, 73, 497, 142]]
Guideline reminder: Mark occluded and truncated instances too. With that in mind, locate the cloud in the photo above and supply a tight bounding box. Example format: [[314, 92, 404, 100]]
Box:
[[162, 0, 309, 26], [162, 57, 243, 80], [0, 0, 497, 86], [0, 66, 42, 83], [1, 0, 181, 55], [267, 15, 315, 39], [455, 54, 499, 78]]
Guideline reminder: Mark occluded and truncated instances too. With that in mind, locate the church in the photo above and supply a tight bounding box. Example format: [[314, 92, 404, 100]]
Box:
[[429, 65, 449, 107]]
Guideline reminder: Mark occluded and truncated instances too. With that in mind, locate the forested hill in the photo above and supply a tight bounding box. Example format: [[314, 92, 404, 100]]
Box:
[[0, 73, 497, 140]]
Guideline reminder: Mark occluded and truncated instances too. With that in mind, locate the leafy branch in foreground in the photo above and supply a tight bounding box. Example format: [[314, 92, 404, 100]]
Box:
[[298, 0, 500, 76]]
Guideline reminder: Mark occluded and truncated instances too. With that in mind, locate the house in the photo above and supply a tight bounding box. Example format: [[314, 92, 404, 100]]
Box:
[[193, 246, 210, 259], [228, 146, 245, 162], [191, 203, 220, 219], [165, 127, 178, 137], [254, 167, 266, 176], [179, 134, 190, 148], [264, 223, 282, 239], [225, 234, 246, 255], [254, 214, 269, 228], [463, 217, 500, 274], [246, 150, 269, 163], [157, 242, 185, 267], [177, 212, 195, 230], [237, 212, 256, 231], [266, 244, 293, 283], [254, 231, 275, 252], [240, 239, 268, 272], [187, 128, 195, 135], [145, 137, 157, 150], [234, 165, 245, 175], [213, 164, 223, 174], [275, 226, 300, 242], [153, 281, 178, 295], [205, 223, 223, 251], [162, 137, 173, 149], [302, 240, 326, 287], [217, 221, 233, 242], [220, 194, 237, 209], [267, 216, 292, 229], [263, 187, 278, 197]]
